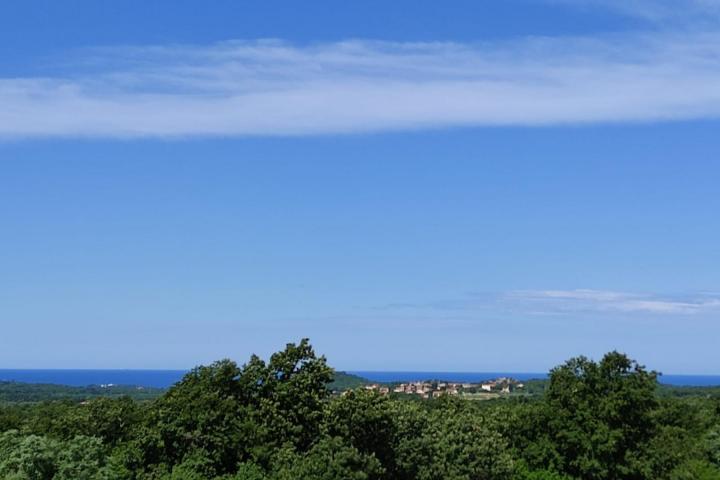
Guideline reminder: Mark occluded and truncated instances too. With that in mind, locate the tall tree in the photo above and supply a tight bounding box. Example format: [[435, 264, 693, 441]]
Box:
[[538, 351, 658, 479]]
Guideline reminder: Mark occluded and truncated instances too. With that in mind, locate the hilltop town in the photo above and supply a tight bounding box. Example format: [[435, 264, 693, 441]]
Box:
[[359, 377, 526, 399]]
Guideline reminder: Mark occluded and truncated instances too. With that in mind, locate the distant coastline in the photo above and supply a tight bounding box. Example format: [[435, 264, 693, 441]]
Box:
[[2, 369, 720, 389], [0, 369, 186, 389], [351, 371, 547, 384], [353, 371, 720, 387]]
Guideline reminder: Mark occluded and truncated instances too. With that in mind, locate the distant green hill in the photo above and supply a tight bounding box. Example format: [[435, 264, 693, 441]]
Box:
[[0, 372, 370, 404], [656, 383, 720, 398], [328, 371, 370, 391], [0, 381, 164, 404], [4, 374, 718, 404]]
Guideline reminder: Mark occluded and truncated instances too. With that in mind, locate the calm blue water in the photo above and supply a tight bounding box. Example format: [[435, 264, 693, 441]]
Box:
[[1, 369, 719, 388]]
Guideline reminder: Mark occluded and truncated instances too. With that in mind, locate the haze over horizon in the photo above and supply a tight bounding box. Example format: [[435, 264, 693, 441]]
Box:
[[2, 0, 719, 373]]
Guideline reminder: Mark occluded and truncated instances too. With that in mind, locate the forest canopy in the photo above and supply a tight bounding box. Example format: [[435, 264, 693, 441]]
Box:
[[1, 339, 719, 479]]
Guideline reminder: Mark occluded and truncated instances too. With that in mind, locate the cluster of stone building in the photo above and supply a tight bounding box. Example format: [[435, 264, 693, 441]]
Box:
[[361, 377, 525, 399]]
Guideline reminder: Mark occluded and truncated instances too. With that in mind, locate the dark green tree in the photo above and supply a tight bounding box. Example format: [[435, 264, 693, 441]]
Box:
[[525, 351, 658, 479], [127, 339, 332, 477], [270, 437, 384, 480], [323, 389, 397, 477]]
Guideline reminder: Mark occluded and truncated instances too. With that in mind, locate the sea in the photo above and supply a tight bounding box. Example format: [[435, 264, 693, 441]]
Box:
[[1, 369, 720, 389]]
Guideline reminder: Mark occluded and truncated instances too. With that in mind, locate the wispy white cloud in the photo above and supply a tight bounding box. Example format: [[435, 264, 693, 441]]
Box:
[[372, 289, 720, 317], [3, 30, 720, 138], [507, 289, 720, 314], [550, 0, 720, 21]]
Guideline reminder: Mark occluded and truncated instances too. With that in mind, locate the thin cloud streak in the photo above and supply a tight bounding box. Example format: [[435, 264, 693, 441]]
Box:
[[3, 32, 720, 138], [551, 0, 720, 21], [507, 289, 720, 314], [374, 289, 720, 317]]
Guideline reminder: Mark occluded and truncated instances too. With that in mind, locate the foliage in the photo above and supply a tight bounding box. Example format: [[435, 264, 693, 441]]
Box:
[[271, 437, 384, 480], [0, 430, 111, 479], [128, 338, 333, 477], [514, 351, 659, 479], [327, 371, 371, 392], [0, 381, 163, 404], [1, 341, 719, 480]]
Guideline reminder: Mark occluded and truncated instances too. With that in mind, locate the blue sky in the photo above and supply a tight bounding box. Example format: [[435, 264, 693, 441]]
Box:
[[1, 1, 719, 373]]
